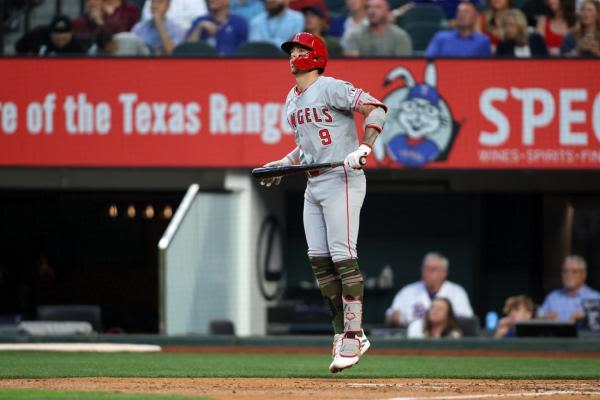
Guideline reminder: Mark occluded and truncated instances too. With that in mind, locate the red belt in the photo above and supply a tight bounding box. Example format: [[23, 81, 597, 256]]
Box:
[[306, 170, 321, 178]]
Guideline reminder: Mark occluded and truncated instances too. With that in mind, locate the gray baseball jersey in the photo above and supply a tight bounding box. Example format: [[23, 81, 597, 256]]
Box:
[[284, 76, 382, 262], [286, 76, 363, 166]]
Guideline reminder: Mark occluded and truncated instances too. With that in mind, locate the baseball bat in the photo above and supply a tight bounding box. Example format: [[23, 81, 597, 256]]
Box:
[[252, 157, 366, 179]]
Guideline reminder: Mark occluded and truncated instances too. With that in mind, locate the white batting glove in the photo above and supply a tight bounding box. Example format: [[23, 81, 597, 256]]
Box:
[[344, 144, 371, 169], [260, 157, 293, 187]]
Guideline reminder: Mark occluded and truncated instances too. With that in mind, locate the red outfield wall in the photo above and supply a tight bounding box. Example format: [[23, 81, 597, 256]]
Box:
[[0, 58, 599, 169]]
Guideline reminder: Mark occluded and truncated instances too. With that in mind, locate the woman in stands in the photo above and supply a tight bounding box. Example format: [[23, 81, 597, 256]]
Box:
[[561, 0, 600, 57], [477, 0, 512, 51], [407, 297, 463, 339], [536, 0, 576, 55], [496, 9, 549, 56]]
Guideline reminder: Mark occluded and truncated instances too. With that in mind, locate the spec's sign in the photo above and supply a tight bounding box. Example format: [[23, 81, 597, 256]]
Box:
[[0, 59, 598, 169]]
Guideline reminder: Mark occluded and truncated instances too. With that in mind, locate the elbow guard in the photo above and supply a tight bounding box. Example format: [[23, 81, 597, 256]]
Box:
[[364, 106, 387, 132]]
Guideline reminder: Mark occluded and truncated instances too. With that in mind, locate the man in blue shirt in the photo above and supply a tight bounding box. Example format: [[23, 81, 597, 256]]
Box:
[[539, 255, 600, 326], [425, 1, 491, 58], [249, 0, 304, 47], [186, 0, 248, 56]]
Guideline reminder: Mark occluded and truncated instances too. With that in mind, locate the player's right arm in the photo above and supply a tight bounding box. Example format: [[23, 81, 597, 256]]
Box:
[[260, 147, 301, 187]]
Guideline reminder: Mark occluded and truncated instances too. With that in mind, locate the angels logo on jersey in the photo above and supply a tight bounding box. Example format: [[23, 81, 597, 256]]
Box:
[[373, 62, 461, 168]]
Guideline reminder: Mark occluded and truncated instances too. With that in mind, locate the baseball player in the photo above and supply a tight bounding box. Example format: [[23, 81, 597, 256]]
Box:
[[260, 32, 387, 373]]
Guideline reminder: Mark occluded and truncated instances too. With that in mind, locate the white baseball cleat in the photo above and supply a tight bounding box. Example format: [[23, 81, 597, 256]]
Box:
[[329, 330, 370, 373], [329, 337, 360, 372]]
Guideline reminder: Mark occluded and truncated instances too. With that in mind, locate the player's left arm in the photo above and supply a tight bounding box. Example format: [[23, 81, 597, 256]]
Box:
[[358, 103, 386, 147], [344, 100, 387, 169]]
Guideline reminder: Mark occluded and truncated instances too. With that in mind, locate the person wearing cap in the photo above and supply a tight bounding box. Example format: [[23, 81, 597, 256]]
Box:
[[301, 6, 342, 56], [343, 0, 412, 56], [37, 15, 87, 56]]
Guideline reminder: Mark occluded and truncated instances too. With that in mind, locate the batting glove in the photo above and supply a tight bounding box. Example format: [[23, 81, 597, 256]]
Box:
[[260, 157, 293, 187], [344, 144, 371, 169]]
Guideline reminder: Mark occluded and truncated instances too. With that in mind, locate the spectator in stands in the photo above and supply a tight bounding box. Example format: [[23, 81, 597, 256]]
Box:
[[88, 28, 151, 55], [71, 0, 136, 42], [142, 0, 206, 31], [536, 0, 576, 55], [230, 0, 265, 22], [385, 251, 474, 327], [133, 0, 185, 55], [494, 295, 536, 337], [35, 15, 87, 56], [496, 8, 549, 56], [425, 1, 491, 57], [248, 0, 304, 47], [101, 0, 140, 33], [301, 6, 342, 56], [538, 255, 600, 325], [328, 0, 368, 48], [343, 0, 412, 56], [186, 0, 248, 55], [476, 0, 511, 51], [561, 0, 600, 57], [71, 0, 106, 42], [407, 297, 463, 338]]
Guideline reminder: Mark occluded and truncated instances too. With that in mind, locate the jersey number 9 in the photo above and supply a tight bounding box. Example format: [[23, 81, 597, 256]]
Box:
[[319, 129, 332, 146]]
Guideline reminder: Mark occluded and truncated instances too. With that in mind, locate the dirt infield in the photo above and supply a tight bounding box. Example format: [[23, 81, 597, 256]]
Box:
[[2, 377, 600, 399]]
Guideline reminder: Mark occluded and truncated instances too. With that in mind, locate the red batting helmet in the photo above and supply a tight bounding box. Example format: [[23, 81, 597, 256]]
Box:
[[281, 32, 328, 73]]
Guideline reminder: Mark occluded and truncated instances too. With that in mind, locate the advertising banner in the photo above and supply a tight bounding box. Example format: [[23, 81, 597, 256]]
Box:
[[0, 59, 598, 169]]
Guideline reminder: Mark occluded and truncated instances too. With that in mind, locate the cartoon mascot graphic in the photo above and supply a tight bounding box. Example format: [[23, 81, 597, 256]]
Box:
[[374, 62, 460, 168]]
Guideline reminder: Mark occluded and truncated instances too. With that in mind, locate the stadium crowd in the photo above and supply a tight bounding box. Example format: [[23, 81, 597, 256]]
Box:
[[385, 252, 600, 338], [9, 0, 600, 57]]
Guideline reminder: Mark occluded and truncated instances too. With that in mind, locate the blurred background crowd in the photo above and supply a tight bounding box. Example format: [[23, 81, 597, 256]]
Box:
[[1, 0, 599, 57]]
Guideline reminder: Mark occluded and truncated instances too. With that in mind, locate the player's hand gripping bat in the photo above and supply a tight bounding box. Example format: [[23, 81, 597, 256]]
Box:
[[252, 157, 366, 179]]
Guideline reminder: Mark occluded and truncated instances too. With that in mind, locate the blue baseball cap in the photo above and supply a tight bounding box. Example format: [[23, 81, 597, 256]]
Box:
[[406, 84, 440, 106]]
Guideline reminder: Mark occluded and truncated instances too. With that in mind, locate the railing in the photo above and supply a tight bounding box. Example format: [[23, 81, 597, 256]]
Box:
[[157, 183, 199, 333]]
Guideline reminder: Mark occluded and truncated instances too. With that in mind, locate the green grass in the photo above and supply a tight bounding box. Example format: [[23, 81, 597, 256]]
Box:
[[0, 352, 599, 379], [0, 389, 207, 399]]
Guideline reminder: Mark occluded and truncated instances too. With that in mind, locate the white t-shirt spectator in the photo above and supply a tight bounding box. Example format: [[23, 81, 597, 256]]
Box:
[[385, 280, 474, 326]]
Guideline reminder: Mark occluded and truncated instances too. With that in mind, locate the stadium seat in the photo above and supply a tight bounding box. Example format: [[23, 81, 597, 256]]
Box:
[[404, 21, 441, 54], [398, 3, 447, 29], [209, 319, 235, 335], [235, 41, 286, 57], [36, 305, 103, 332], [172, 42, 218, 56], [457, 315, 481, 337]]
